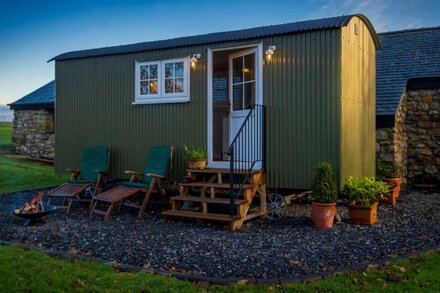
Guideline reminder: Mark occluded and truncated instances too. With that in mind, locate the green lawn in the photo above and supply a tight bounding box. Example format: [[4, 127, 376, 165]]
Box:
[[0, 122, 12, 150], [0, 122, 68, 193], [0, 245, 439, 292]]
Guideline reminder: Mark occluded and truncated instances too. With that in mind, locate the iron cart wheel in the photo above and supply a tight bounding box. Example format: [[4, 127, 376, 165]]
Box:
[[267, 193, 288, 219]]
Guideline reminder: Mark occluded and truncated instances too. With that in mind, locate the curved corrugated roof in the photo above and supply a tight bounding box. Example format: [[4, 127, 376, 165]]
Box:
[[8, 81, 55, 110], [376, 27, 440, 116], [49, 14, 380, 62]]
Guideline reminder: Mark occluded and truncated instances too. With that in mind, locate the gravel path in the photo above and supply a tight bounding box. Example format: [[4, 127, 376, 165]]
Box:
[[1, 190, 439, 279]]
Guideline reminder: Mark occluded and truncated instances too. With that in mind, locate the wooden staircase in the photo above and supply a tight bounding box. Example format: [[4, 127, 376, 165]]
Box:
[[162, 167, 267, 230]]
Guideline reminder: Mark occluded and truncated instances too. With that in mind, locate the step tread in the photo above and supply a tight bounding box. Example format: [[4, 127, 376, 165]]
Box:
[[170, 195, 248, 205], [162, 210, 238, 221], [179, 182, 253, 189], [187, 168, 263, 175]]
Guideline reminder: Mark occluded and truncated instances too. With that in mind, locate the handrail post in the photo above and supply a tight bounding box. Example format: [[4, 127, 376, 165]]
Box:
[[229, 148, 234, 217]]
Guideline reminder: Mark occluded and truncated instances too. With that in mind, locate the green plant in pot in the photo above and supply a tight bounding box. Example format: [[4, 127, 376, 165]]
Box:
[[377, 163, 402, 199], [311, 162, 338, 229], [344, 176, 389, 225], [184, 145, 207, 170]]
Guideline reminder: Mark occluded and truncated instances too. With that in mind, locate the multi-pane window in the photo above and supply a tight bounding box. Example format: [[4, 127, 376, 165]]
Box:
[[164, 61, 185, 95], [139, 63, 159, 96], [135, 58, 188, 104]]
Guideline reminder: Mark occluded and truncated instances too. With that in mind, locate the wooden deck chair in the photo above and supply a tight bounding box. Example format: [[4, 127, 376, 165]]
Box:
[[46, 145, 110, 214], [90, 146, 173, 222]]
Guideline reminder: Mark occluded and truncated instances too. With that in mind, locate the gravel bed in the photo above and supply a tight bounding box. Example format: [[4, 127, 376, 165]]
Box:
[[1, 190, 439, 279]]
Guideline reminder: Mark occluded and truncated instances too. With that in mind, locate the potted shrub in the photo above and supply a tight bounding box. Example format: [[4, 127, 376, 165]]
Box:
[[311, 162, 338, 229], [377, 163, 402, 199], [184, 145, 207, 170], [344, 176, 389, 225]]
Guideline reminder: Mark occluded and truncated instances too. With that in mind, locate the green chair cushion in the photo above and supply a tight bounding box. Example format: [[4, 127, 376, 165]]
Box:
[[141, 146, 171, 185], [76, 145, 110, 182], [68, 180, 94, 184], [121, 181, 149, 189]]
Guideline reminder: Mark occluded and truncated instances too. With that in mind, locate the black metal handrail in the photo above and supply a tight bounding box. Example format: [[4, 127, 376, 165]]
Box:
[[227, 104, 266, 217]]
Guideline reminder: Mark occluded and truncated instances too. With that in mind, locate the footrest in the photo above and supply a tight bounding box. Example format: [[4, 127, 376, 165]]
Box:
[[95, 186, 140, 203], [47, 183, 90, 197]]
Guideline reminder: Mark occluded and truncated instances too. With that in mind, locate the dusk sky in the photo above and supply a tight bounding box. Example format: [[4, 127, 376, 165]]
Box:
[[1, 0, 439, 105]]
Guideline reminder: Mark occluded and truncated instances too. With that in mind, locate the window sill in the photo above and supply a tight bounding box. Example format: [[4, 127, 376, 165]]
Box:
[[132, 97, 190, 105]]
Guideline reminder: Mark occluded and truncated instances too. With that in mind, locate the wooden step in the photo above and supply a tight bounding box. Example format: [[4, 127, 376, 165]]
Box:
[[179, 182, 253, 189], [187, 168, 263, 175], [162, 210, 237, 222], [170, 195, 248, 205]]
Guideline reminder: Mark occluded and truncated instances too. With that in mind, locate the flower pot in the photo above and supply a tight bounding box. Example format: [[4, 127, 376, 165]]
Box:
[[348, 201, 378, 225], [311, 202, 336, 229], [384, 178, 401, 198], [188, 159, 207, 170], [379, 192, 396, 205]]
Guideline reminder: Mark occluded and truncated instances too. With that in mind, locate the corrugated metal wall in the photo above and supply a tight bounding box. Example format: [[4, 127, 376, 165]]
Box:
[[339, 16, 376, 186], [55, 45, 208, 182], [262, 30, 341, 189], [55, 23, 376, 189]]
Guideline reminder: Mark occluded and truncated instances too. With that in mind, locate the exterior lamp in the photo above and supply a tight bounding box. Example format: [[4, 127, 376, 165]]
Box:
[[265, 45, 276, 61], [190, 53, 201, 69]]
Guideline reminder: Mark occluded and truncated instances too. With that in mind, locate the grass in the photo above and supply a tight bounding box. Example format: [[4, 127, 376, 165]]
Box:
[[0, 122, 68, 193], [0, 245, 439, 292], [0, 122, 12, 149]]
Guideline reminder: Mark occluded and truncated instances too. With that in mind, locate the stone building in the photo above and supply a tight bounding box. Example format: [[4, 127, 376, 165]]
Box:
[[376, 27, 440, 185], [8, 81, 55, 160]]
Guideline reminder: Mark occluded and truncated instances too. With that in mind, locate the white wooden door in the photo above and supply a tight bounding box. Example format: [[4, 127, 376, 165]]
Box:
[[228, 48, 261, 165]]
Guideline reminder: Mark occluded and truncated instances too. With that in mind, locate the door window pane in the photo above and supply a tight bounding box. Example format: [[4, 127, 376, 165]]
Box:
[[243, 82, 255, 109], [244, 54, 255, 82], [232, 84, 243, 111], [233, 57, 243, 84]]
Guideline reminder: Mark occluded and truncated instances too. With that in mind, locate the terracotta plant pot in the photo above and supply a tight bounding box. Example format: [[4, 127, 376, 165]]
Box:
[[188, 159, 207, 170], [379, 192, 396, 205], [311, 202, 336, 229], [348, 201, 378, 225], [384, 178, 401, 198]]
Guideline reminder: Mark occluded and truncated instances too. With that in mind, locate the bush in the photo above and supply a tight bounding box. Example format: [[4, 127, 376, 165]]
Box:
[[376, 163, 400, 180], [312, 162, 337, 203], [344, 176, 389, 206], [183, 145, 207, 161]]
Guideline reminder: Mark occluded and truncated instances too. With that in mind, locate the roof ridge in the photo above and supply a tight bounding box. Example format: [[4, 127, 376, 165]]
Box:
[[379, 26, 440, 36]]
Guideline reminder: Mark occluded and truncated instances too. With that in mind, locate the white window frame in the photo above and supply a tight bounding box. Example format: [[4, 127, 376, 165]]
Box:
[[135, 60, 161, 100], [133, 57, 190, 105]]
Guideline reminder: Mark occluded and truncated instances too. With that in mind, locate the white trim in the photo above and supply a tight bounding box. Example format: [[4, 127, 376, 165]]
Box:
[[135, 60, 161, 100], [161, 57, 189, 98], [207, 43, 263, 168], [134, 57, 190, 105], [132, 97, 190, 105]]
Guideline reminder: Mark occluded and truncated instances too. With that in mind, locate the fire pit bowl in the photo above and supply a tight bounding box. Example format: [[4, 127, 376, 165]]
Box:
[[14, 206, 57, 226]]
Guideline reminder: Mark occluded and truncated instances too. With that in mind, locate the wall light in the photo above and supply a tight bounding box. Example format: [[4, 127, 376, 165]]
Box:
[[190, 53, 201, 69], [265, 45, 276, 61]]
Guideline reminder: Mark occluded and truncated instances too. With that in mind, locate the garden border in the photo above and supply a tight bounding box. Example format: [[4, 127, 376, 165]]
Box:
[[1, 239, 439, 285]]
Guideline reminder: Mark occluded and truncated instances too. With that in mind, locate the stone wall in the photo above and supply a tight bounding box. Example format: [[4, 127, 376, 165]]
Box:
[[376, 89, 440, 185], [406, 89, 440, 184], [12, 109, 55, 159], [376, 93, 407, 180]]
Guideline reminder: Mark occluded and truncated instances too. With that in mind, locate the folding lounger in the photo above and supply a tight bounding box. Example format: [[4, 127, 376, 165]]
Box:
[[46, 145, 110, 214], [90, 146, 173, 222]]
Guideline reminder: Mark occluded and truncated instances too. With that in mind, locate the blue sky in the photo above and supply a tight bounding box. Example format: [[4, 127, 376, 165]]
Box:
[[1, 0, 439, 105]]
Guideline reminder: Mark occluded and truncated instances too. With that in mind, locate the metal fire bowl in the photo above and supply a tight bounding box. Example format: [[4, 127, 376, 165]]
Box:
[[14, 206, 57, 226]]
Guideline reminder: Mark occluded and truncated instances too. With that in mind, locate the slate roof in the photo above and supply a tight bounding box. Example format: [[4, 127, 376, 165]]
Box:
[[49, 14, 380, 62], [376, 27, 440, 116], [9, 81, 55, 110]]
